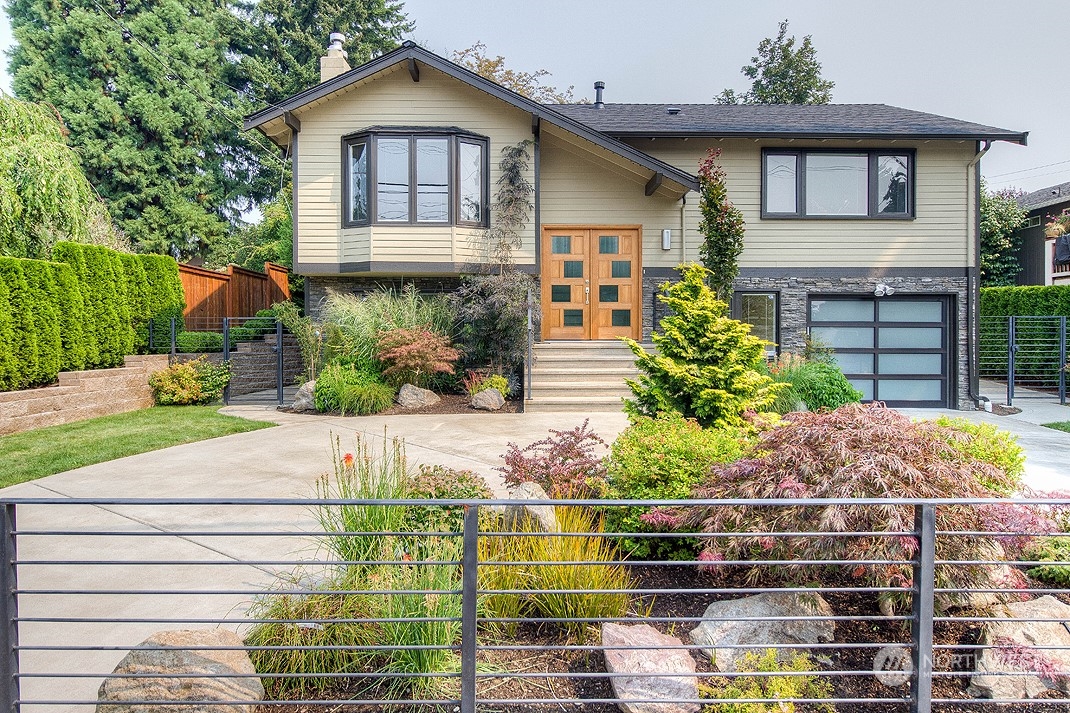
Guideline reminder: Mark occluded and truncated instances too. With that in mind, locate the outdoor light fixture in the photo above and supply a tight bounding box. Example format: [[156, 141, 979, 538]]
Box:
[[662, 229, 672, 250], [873, 283, 895, 297]]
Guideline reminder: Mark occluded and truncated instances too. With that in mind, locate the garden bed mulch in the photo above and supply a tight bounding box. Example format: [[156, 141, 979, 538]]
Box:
[[255, 564, 1069, 712], [280, 394, 522, 417]]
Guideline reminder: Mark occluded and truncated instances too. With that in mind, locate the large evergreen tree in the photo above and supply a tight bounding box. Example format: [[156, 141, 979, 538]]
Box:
[[717, 20, 834, 105], [7, 0, 279, 258]]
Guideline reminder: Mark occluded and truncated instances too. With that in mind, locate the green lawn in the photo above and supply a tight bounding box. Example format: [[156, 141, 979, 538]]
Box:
[[1044, 421, 1070, 434], [0, 406, 275, 487]]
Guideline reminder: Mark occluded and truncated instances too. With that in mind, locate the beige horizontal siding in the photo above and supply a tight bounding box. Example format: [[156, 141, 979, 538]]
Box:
[[295, 64, 535, 268], [633, 138, 976, 269]]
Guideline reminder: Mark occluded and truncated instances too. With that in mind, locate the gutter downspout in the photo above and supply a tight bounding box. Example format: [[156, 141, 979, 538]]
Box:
[[966, 140, 992, 408], [680, 195, 687, 263]]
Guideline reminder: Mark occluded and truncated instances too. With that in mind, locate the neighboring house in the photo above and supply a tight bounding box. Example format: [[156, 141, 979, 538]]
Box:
[[1015, 181, 1070, 286], [245, 41, 1026, 410]]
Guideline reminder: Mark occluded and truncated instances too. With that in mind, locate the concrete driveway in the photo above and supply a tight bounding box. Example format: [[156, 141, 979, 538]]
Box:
[[4, 396, 1068, 709]]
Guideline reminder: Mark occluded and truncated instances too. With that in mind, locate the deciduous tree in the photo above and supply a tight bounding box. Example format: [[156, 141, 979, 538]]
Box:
[[717, 20, 834, 105], [980, 180, 1026, 286], [452, 42, 577, 103]]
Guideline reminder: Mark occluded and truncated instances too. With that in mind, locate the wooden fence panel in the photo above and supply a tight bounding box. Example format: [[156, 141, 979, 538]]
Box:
[[178, 262, 290, 327]]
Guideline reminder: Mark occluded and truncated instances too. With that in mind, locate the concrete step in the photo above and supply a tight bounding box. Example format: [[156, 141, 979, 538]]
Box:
[[531, 368, 637, 384], [523, 395, 628, 413], [529, 383, 633, 397]]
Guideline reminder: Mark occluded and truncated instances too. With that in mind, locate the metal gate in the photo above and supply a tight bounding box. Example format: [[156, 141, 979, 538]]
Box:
[[979, 315, 1067, 405]]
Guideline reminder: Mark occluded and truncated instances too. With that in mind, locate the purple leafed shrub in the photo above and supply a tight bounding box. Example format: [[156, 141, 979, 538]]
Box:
[[497, 419, 608, 498]]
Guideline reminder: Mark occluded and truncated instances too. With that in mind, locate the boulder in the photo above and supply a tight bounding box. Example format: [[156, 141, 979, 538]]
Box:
[[501, 481, 558, 532], [471, 388, 505, 411], [291, 380, 316, 412], [936, 542, 1015, 614], [969, 595, 1070, 700], [97, 629, 263, 712], [396, 383, 441, 409], [601, 623, 700, 713], [689, 592, 835, 672]]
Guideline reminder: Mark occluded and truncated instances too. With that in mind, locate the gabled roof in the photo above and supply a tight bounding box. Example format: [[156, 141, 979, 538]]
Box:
[[244, 42, 699, 193], [550, 103, 1028, 144], [1018, 181, 1070, 213]]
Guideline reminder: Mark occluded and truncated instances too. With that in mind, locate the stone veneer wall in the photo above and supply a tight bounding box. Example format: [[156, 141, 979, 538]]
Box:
[[305, 276, 464, 319], [641, 272, 972, 410], [0, 354, 169, 436]]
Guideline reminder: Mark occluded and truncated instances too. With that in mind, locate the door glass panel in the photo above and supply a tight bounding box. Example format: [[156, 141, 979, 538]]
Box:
[[415, 137, 449, 222], [551, 236, 571, 254], [832, 352, 874, 375], [612, 310, 631, 327], [599, 235, 619, 254], [563, 310, 583, 327], [458, 141, 483, 222], [878, 353, 942, 375], [810, 326, 874, 349], [563, 261, 583, 278], [877, 379, 942, 401], [599, 285, 619, 302], [765, 154, 798, 213], [878, 301, 942, 323], [878, 327, 942, 349], [849, 379, 874, 401], [810, 299, 874, 322], [805, 153, 868, 216], [611, 261, 631, 278], [551, 285, 571, 303], [376, 138, 410, 221], [349, 142, 368, 223], [877, 155, 910, 214]]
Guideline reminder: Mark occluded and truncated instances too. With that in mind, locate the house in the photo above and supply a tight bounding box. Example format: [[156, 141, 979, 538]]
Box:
[[1015, 182, 1070, 286], [244, 41, 1027, 410]]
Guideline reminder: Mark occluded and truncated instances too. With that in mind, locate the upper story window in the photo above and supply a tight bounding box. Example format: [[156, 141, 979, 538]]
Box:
[[343, 130, 489, 228], [762, 149, 914, 219]]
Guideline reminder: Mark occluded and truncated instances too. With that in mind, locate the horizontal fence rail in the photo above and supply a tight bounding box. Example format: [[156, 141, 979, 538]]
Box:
[[979, 315, 1068, 405], [2, 497, 1068, 711]]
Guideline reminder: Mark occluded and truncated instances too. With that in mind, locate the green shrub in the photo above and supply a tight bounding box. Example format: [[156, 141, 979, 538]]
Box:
[[48, 262, 88, 370], [375, 327, 460, 388], [933, 416, 1025, 495], [406, 465, 491, 533], [0, 258, 40, 388], [624, 263, 785, 429], [702, 649, 834, 712], [52, 242, 132, 368], [765, 355, 862, 413], [0, 271, 16, 390], [606, 413, 748, 559], [106, 250, 134, 357], [314, 362, 395, 415], [148, 356, 230, 405], [273, 300, 322, 382], [175, 331, 224, 353], [1025, 535, 1070, 587], [464, 371, 511, 397], [15, 259, 61, 385], [450, 269, 538, 373], [139, 253, 185, 348]]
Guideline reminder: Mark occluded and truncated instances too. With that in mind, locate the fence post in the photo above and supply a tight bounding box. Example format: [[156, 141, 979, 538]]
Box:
[[275, 319, 284, 407], [1007, 316, 1015, 406], [170, 317, 177, 358], [0, 504, 20, 712], [222, 318, 231, 406], [1060, 316, 1067, 407], [460, 504, 479, 713], [910, 503, 936, 713]]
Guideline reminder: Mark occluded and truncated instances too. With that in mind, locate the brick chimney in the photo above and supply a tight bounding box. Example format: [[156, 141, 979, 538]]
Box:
[[320, 32, 350, 83]]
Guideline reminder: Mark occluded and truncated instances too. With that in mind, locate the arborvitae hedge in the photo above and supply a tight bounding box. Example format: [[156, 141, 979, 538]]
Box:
[[980, 285, 1070, 317], [0, 244, 188, 391]]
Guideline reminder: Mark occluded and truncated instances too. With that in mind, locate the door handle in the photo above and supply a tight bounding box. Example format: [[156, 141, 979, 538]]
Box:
[[585, 285, 590, 304]]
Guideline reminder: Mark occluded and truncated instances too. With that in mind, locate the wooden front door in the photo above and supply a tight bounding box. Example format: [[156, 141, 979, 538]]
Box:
[[541, 226, 641, 340]]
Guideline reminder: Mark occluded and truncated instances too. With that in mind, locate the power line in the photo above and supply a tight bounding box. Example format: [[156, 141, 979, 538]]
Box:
[[988, 167, 1070, 187], [986, 159, 1070, 179]]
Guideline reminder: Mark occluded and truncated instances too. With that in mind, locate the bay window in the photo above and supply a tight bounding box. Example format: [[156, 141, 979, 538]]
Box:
[[343, 130, 489, 227]]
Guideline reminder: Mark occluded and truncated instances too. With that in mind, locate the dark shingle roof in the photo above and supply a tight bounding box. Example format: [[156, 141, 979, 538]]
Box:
[[1018, 181, 1070, 212], [548, 103, 1027, 144]]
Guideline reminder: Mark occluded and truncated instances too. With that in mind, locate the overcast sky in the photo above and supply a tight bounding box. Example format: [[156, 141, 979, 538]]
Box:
[[2, 0, 1067, 194]]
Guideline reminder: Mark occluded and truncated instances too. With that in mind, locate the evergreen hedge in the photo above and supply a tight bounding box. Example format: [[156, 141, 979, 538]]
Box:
[[0, 244, 187, 391], [980, 285, 1070, 317], [979, 285, 1070, 381]]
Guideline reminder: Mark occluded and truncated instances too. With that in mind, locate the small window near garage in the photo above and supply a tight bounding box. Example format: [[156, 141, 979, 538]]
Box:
[[762, 150, 914, 219], [732, 292, 779, 357]]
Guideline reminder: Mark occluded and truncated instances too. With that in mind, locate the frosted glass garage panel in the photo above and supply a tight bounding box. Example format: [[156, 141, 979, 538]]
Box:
[[833, 352, 874, 375], [879, 353, 942, 375], [878, 328, 942, 349], [810, 300, 874, 322], [810, 326, 873, 349], [878, 380, 942, 402], [879, 301, 942, 323], [849, 379, 874, 400]]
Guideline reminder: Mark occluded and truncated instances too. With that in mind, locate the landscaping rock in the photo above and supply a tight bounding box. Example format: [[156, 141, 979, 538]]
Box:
[[471, 387, 505, 411], [396, 383, 440, 409], [690, 592, 835, 672], [968, 595, 1070, 700], [936, 542, 1014, 614], [501, 481, 558, 532], [291, 380, 316, 412], [601, 622, 699, 713], [97, 629, 263, 712]]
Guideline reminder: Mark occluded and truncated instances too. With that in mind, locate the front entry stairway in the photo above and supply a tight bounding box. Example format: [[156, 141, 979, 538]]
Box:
[[525, 341, 648, 413]]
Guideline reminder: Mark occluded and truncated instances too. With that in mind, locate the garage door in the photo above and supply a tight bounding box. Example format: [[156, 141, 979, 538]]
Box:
[[808, 296, 952, 408]]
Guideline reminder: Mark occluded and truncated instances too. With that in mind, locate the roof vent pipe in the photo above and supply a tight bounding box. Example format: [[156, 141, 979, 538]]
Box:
[[594, 81, 605, 109], [667, 106, 681, 115], [328, 32, 346, 52]]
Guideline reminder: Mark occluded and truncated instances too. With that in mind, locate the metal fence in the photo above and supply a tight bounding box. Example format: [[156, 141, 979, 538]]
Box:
[[979, 315, 1068, 405], [3, 497, 1067, 711]]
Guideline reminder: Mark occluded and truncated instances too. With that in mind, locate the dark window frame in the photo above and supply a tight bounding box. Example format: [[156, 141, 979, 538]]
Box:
[[761, 149, 915, 220], [341, 128, 490, 229], [731, 290, 780, 356]]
